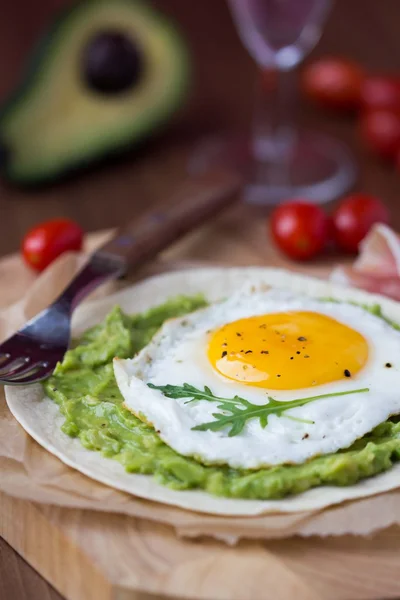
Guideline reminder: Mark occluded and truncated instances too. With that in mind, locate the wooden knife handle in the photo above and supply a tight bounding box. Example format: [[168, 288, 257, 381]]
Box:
[[96, 168, 242, 274]]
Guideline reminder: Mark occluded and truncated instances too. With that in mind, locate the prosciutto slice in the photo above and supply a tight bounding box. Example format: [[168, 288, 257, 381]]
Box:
[[330, 224, 400, 299]]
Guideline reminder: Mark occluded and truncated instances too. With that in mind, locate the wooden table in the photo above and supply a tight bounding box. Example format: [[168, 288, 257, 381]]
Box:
[[1, 1, 400, 598]]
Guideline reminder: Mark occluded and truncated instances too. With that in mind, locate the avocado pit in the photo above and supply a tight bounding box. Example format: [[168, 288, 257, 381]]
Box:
[[82, 30, 143, 94]]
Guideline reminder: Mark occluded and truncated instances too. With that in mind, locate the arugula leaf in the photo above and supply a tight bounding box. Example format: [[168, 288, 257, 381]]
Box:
[[148, 383, 369, 437]]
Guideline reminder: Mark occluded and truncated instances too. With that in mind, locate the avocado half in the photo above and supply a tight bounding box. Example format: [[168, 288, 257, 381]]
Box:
[[0, 0, 189, 183]]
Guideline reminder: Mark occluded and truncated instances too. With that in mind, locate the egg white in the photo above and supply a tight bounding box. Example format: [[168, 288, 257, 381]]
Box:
[[113, 284, 400, 469]]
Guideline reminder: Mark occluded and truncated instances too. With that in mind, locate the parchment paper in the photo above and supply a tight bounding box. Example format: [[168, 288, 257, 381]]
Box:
[[3, 249, 400, 541]]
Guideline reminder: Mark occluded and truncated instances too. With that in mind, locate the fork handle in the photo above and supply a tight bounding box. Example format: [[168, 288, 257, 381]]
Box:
[[59, 168, 242, 311]]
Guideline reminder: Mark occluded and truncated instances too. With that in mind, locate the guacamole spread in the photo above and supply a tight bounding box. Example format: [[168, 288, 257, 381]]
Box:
[[44, 296, 400, 500]]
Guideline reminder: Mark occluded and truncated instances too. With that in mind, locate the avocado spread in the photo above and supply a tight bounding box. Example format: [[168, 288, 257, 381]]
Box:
[[44, 296, 400, 500]]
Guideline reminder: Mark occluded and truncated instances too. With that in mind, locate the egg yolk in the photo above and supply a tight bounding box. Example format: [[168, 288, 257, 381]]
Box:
[[207, 311, 369, 390]]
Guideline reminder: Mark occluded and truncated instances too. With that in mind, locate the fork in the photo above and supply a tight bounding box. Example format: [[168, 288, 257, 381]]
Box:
[[0, 168, 241, 385]]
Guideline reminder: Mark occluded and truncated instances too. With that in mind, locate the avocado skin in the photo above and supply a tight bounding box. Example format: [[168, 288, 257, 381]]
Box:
[[0, 140, 10, 170], [0, 0, 190, 185]]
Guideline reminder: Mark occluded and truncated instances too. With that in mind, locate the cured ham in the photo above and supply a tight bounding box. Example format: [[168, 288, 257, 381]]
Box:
[[330, 224, 400, 299]]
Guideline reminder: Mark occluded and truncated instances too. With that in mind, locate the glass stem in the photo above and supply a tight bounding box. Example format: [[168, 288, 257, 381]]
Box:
[[252, 67, 297, 187]]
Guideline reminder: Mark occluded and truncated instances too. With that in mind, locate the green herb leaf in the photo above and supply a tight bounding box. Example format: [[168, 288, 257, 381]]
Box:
[[148, 383, 369, 437]]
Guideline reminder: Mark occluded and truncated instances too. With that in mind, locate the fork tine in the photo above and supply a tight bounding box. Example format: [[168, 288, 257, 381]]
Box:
[[0, 354, 21, 371], [4, 361, 49, 381], [0, 356, 31, 377], [1, 368, 53, 386], [0, 353, 11, 365]]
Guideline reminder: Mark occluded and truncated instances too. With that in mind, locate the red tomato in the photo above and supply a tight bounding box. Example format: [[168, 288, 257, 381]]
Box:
[[331, 193, 389, 253], [270, 201, 329, 261], [301, 57, 364, 111], [360, 76, 400, 112], [22, 218, 84, 272], [359, 109, 400, 159]]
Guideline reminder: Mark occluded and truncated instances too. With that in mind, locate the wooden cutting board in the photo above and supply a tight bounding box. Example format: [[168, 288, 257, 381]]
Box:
[[2, 221, 400, 600]]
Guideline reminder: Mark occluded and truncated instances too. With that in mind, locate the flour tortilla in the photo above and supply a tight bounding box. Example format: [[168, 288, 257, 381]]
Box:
[[6, 266, 400, 516]]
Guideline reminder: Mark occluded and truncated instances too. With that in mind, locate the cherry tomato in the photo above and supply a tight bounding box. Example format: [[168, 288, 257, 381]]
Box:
[[360, 76, 400, 112], [301, 57, 364, 111], [22, 218, 84, 272], [359, 109, 400, 159], [331, 193, 389, 253], [270, 201, 329, 261]]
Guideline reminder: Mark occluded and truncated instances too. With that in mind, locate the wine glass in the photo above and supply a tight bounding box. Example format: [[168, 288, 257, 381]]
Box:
[[192, 0, 356, 205]]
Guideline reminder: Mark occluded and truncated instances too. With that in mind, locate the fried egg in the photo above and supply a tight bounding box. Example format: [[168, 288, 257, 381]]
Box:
[[114, 285, 400, 469]]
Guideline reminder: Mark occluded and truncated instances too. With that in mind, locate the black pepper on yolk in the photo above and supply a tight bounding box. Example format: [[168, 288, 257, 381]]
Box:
[[207, 311, 369, 390]]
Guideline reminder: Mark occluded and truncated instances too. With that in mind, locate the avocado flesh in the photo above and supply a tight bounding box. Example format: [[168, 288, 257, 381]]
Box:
[[0, 0, 189, 183]]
